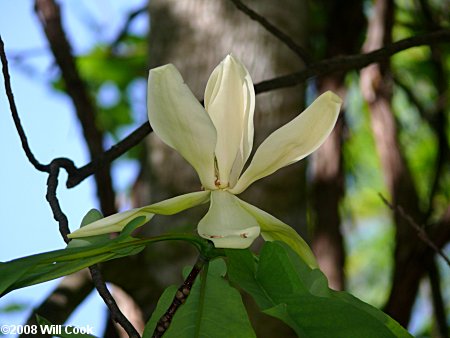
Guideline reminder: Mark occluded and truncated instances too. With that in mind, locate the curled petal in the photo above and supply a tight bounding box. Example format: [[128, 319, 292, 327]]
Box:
[[198, 190, 260, 248], [237, 199, 318, 268], [230, 91, 342, 194], [148, 64, 217, 190], [68, 191, 211, 238], [204, 55, 255, 188]]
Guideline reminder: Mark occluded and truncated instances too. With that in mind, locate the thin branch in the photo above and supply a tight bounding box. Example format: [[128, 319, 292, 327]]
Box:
[[89, 266, 141, 338], [427, 259, 449, 338], [379, 193, 450, 266], [0, 35, 49, 173], [229, 0, 312, 64], [1, 30, 148, 191], [46, 159, 75, 243], [44, 157, 141, 337], [255, 29, 450, 94], [110, 5, 148, 49], [66, 121, 152, 188], [152, 255, 208, 338], [392, 74, 429, 121]]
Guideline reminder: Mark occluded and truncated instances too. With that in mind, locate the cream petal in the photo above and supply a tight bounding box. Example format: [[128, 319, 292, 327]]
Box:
[[230, 91, 342, 194], [198, 190, 260, 248], [148, 64, 217, 190], [204, 55, 255, 188], [237, 199, 318, 268], [68, 209, 153, 238], [140, 190, 210, 214], [68, 191, 210, 238]]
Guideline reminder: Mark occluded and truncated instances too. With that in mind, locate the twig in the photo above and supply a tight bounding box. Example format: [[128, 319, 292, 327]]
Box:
[[427, 259, 449, 338], [255, 29, 450, 94], [379, 193, 450, 266], [66, 121, 152, 187], [0, 35, 49, 173], [152, 255, 208, 338], [89, 265, 141, 338], [110, 5, 148, 49], [392, 74, 429, 121], [229, 0, 312, 64], [46, 159, 75, 243], [44, 158, 141, 337]]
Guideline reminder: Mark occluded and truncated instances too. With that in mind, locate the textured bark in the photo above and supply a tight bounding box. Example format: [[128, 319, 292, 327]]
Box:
[[310, 0, 365, 291]]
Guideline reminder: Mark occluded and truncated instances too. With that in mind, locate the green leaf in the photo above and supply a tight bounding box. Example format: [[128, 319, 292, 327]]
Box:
[[67, 209, 110, 248], [0, 260, 34, 295], [143, 259, 256, 338], [226, 242, 412, 338], [1, 231, 211, 296], [117, 216, 146, 239], [80, 209, 103, 227]]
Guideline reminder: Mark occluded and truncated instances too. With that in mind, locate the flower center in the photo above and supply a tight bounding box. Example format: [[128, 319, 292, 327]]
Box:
[[214, 177, 229, 190]]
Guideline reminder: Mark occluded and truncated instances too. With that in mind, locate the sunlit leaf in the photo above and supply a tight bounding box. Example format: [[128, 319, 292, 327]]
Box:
[[143, 259, 255, 338], [226, 242, 412, 338]]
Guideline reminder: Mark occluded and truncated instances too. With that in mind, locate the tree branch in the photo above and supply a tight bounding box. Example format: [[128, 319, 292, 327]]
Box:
[[89, 265, 141, 338], [0, 35, 49, 173], [255, 29, 450, 94], [152, 255, 207, 338], [34, 0, 116, 216], [228, 0, 312, 65], [66, 121, 152, 187], [427, 259, 449, 338], [379, 194, 450, 266], [110, 5, 148, 50]]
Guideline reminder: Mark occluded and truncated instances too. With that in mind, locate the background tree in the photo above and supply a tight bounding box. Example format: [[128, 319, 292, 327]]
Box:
[[0, 0, 449, 337]]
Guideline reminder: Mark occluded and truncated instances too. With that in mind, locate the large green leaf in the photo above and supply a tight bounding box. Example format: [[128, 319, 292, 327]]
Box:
[[226, 242, 412, 338], [143, 259, 256, 338], [0, 216, 212, 296]]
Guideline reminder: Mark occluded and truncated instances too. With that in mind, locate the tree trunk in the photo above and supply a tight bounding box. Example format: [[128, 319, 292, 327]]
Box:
[[310, 0, 365, 291], [360, 0, 433, 326]]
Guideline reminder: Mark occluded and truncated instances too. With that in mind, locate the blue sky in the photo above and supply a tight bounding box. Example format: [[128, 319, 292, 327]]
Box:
[[0, 1, 146, 336]]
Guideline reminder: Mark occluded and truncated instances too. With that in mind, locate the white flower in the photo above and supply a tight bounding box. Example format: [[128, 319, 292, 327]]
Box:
[[68, 55, 342, 267]]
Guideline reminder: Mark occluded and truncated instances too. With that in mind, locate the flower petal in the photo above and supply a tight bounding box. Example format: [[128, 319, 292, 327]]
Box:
[[237, 198, 318, 268], [148, 64, 217, 190], [198, 190, 260, 248], [204, 55, 255, 188], [230, 91, 342, 194], [68, 191, 211, 238]]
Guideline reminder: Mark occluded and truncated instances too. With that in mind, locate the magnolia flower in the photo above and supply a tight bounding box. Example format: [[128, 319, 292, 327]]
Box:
[[68, 55, 342, 267]]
